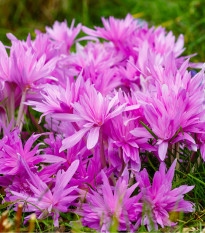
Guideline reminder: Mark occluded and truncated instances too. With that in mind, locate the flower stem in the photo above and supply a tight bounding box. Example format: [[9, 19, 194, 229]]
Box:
[[175, 142, 180, 181], [19, 105, 28, 131], [8, 83, 15, 127], [171, 143, 175, 164], [146, 151, 156, 171], [28, 108, 44, 133], [118, 147, 125, 178], [175, 143, 180, 169], [28, 214, 36, 232], [15, 204, 23, 232], [99, 128, 106, 168], [16, 88, 27, 129], [0, 108, 7, 130]]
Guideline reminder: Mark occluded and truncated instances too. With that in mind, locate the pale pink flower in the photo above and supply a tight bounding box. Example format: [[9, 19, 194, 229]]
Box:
[[83, 14, 141, 56], [10, 159, 79, 227], [136, 159, 195, 231], [137, 62, 205, 160], [46, 19, 81, 53], [27, 74, 82, 122], [0, 127, 66, 175], [105, 115, 154, 172], [0, 39, 58, 90], [78, 169, 141, 232], [53, 83, 126, 150]]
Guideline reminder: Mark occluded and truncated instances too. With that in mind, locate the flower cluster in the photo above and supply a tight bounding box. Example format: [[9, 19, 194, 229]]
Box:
[[0, 14, 203, 231]]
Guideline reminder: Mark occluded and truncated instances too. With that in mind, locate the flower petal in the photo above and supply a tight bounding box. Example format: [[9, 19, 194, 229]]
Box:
[[158, 141, 168, 161], [87, 127, 100, 149], [60, 128, 89, 151]]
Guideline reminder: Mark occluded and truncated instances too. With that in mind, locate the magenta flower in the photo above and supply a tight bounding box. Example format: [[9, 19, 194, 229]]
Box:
[[9, 40, 58, 89], [0, 42, 9, 82], [147, 26, 185, 57], [10, 159, 79, 227], [53, 83, 126, 150], [0, 129, 42, 175], [71, 146, 114, 191], [0, 36, 58, 90], [83, 14, 140, 56], [105, 115, 154, 172], [27, 74, 82, 122], [135, 159, 195, 231], [46, 19, 81, 53], [0, 128, 65, 175], [64, 41, 123, 94], [137, 62, 205, 160], [78, 169, 141, 232], [0, 163, 62, 203], [196, 132, 205, 161], [0, 170, 33, 203]]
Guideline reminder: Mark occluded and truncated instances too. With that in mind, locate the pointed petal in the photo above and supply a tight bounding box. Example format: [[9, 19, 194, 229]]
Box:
[[52, 113, 83, 122], [158, 141, 168, 161], [166, 159, 177, 183], [20, 156, 47, 191], [60, 128, 89, 151], [87, 127, 100, 149], [107, 103, 126, 120], [55, 160, 79, 190], [40, 154, 66, 163]]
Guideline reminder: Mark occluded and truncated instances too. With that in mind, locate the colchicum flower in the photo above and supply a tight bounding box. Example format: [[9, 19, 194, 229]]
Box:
[[10, 159, 79, 227], [46, 19, 81, 53], [53, 83, 126, 151], [78, 169, 142, 232], [135, 159, 195, 231]]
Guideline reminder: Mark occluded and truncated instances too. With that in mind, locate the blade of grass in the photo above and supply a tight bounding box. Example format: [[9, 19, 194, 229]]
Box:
[[139, 121, 158, 139]]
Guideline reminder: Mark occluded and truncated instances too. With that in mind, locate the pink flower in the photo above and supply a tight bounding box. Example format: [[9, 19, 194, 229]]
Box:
[[147, 26, 185, 57], [11, 41, 58, 89], [53, 83, 126, 150], [26, 74, 82, 122], [0, 38, 58, 90], [137, 62, 205, 160], [78, 169, 141, 232], [46, 19, 81, 53], [32, 31, 59, 61], [10, 159, 79, 227], [105, 115, 154, 172], [136, 159, 195, 231], [0, 128, 65, 175], [83, 14, 140, 56], [0, 42, 9, 82], [63, 41, 123, 94]]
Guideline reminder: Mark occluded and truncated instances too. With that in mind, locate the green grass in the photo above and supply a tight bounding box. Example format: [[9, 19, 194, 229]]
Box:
[[0, 0, 205, 62]]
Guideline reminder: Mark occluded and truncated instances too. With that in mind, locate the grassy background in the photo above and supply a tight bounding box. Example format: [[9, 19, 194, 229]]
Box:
[[0, 0, 205, 62]]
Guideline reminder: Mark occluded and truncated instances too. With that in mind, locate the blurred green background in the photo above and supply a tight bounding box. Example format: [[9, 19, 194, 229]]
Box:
[[0, 0, 205, 62]]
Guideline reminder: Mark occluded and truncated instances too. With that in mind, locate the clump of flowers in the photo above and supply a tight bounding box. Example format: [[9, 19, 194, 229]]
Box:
[[0, 14, 203, 231]]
